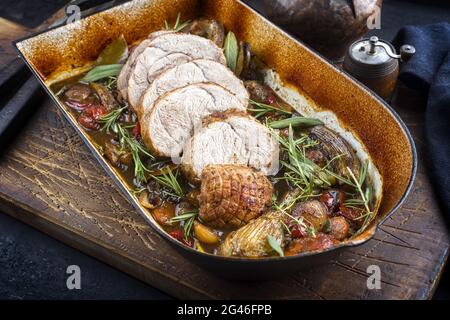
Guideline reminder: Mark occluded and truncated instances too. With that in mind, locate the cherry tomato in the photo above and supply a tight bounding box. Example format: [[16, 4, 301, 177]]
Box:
[[169, 229, 184, 242], [320, 189, 345, 213], [132, 122, 141, 139], [78, 104, 107, 130], [336, 206, 364, 228], [290, 224, 308, 238], [169, 229, 193, 247]]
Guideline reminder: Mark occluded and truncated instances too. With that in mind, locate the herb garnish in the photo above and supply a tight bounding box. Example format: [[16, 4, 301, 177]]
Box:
[[99, 107, 126, 133], [116, 124, 154, 183], [224, 31, 239, 72], [150, 167, 184, 199], [81, 64, 123, 83], [164, 13, 191, 32], [248, 99, 292, 119], [269, 116, 324, 129], [168, 210, 199, 240], [267, 235, 284, 257]]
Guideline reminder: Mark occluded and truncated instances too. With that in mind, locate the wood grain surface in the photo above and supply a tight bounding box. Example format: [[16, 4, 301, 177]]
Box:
[[0, 8, 449, 300]]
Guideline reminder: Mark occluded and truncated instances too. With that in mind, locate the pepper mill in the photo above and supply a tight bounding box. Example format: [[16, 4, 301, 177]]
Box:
[[343, 36, 415, 101]]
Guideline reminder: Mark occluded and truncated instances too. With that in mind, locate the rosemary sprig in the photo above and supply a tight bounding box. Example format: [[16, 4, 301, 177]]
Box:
[[149, 167, 184, 198], [99, 107, 126, 133], [248, 99, 292, 119], [116, 124, 154, 183], [168, 210, 198, 240], [164, 13, 191, 32]]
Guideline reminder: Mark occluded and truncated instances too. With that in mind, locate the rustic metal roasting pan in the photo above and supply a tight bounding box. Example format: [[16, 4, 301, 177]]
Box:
[[14, 0, 417, 279]]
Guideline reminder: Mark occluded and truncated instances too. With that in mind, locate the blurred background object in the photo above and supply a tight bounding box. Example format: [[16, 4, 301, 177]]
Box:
[[264, 0, 383, 62]]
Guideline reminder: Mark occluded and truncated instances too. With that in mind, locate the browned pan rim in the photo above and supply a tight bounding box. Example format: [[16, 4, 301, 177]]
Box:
[[13, 0, 418, 263]]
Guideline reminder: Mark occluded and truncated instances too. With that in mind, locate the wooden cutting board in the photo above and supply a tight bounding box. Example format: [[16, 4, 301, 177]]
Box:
[[0, 9, 449, 300]]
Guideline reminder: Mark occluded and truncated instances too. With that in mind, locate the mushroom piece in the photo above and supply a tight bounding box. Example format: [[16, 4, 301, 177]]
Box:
[[188, 19, 226, 47]]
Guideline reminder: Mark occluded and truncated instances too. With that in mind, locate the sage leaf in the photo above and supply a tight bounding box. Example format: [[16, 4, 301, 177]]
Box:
[[96, 35, 128, 65], [224, 31, 239, 72], [267, 235, 284, 257], [81, 64, 123, 83]]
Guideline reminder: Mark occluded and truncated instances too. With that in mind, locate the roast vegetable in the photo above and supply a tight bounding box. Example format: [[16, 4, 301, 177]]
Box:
[[285, 233, 337, 256], [329, 216, 350, 241], [90, 83, 119, 110], [309, 126, 361, 182], [292, 200, 329, 231], [194, 222, 220, 245], [218, 210, 285, 257]]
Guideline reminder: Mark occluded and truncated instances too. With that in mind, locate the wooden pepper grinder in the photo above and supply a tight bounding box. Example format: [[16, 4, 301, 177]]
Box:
[[343, 36, 415, 101]]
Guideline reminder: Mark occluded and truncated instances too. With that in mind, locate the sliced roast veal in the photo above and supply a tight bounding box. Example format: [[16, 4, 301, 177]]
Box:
[[141, 83, 247, 158], [117, 30, 172, 99], [127, 34, 226, 112], [181, 111, 279, 182], [138, 59, 249, 119]]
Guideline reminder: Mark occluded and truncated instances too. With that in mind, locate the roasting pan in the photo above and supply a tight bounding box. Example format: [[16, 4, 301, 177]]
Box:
[[14, 0, 417, 279]]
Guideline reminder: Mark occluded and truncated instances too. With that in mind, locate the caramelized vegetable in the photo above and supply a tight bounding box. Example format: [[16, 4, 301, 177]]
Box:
[[285, 233, 337, 256], [152, 202, 176, 225], [218, 210, 285, 257], [91, 83, 119, 110], [292, 200, 329, 231], [309, 126, 361, 182], [336, 206, 364, 229], [319, 189, 345, 213], [78, 104, 107, 130], [244, 80, 277, 105], [193, 222, 220, 244], [329, 217, 350, 241]]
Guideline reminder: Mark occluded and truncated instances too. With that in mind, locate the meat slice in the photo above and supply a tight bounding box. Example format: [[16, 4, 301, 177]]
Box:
[[127, 34, 226, 113], [141, 83, 246, 158], [117, 30, 171, 99], [138, 59, 249, 119], [199, 165, 273, 228], [181, 111, 279, 181]]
